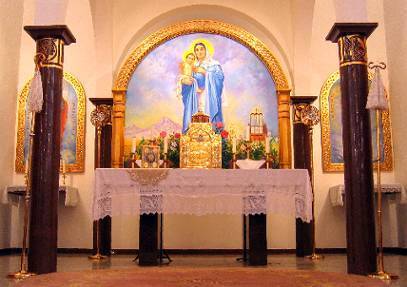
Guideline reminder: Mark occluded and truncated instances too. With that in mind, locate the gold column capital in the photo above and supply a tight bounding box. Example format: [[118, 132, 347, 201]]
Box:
[[112, 88, 127, 95], [338, 34, 367, 67], [292, 103, 309, 124], [36, 38, 64, 69], [276, 88, 292, 95]]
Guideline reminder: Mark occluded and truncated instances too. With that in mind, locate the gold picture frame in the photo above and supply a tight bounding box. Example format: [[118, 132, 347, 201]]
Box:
[[15, 72, 86, 173], [320, 71, 393, 172], [141, 145, 160, 168]]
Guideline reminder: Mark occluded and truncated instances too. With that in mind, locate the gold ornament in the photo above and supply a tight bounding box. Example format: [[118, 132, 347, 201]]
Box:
[[90, 105, 111, 129], [301, 105, 320, 127], [180, 122, 222, 168]]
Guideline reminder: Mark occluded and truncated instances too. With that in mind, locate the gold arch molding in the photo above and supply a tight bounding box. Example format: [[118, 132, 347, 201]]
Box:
[[112, 19, 292, 168], [15, 72, 86, 173]]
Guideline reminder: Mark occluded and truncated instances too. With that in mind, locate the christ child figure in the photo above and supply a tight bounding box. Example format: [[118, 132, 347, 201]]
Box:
[[179, 52, 195, 86]]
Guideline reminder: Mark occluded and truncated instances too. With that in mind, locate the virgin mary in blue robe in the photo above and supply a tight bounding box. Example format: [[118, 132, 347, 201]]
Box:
[[179, 77, 198, 134], [193, 42, 224, 126], [179, 42, 224, 133], [195, 60, 224, 125]]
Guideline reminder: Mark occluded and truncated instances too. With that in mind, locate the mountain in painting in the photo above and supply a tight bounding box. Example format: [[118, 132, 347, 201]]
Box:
[[125, 117, 182, 138]]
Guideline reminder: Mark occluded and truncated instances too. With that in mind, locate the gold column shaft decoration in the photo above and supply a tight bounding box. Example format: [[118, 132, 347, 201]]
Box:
[[277, 89, 292, 169], [112, 89, 126, 168], [89, 104, 111, 261]]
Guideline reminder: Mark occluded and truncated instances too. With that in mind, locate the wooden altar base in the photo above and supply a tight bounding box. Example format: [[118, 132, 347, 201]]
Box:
[[138, 214, 267, 266]]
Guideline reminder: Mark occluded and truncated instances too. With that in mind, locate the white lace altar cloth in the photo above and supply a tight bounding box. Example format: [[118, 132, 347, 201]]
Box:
[[329, 184, 407, 207], [93, 168, 313, 222]]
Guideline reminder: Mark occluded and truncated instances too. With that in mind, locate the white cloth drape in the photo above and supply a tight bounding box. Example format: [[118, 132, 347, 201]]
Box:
[[366, 67, 388, 110], [28, 70, 44, 113], [93, 168, 313, 222]]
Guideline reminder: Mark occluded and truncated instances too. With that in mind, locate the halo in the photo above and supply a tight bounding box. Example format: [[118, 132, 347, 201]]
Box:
[[182, 49, 195, 61], [189, 38, 215, 57]]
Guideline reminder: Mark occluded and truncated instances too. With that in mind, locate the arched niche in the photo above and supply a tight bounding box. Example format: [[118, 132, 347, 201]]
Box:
[[111, 20, 292, 168]]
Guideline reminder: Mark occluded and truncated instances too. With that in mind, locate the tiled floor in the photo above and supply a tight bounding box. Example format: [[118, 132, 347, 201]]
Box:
[[0, 253, 405, 286]]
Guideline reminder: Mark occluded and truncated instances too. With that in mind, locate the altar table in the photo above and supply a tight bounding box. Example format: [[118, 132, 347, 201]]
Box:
[[93, 168, 312, 266]]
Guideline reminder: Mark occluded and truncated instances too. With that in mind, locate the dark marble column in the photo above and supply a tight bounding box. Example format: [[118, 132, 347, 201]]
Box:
[[291, 96, 317, 257], [24, 25, 75, 274], [90, 98, 113, 256], [326, 23, 378, 275]]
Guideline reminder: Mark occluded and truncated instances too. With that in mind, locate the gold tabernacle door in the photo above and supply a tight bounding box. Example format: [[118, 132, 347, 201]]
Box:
[[180, 122, 222, 168]]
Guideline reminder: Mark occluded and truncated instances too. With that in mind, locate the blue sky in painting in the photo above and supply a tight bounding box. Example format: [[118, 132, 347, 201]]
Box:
[[126, 33, 278, 138]]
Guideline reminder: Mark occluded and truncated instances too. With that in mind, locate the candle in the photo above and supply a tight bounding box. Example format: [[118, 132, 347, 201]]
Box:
[[131, 137, 137, 154], [246, 124, 250, 141], [232, 137, 237, 153], [163, 136, 168, 153], [265, 136, 270, 154]]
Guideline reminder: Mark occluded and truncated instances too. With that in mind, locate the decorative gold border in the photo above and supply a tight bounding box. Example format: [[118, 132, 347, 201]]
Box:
[[15, 71, 86, 173], [112, 20, 291, 168], [320, 71, 393, 172], [113, 20, 289, 90]]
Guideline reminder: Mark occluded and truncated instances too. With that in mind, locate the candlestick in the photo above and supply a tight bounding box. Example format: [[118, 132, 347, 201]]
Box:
[[266, 153, 271, 169], [24, 160, 28, 186], [62, 159, 66, 174], [131, 137, 137, 154], [265, 136, 270, 154], [131, 153, 136, 168], [163, 153, 168, 168], [232, 137, 237, 154]]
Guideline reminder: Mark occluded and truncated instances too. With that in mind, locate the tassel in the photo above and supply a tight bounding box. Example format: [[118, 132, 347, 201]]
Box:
[[28, 69, 44, 113], [366, 67, 389, 111]]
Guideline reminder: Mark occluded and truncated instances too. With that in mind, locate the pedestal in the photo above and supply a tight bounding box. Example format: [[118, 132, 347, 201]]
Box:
[[24, 25, 75, 274], [326, 23, 378, 275], [90, 98, 113, 256], [291, 96, 317, 257]]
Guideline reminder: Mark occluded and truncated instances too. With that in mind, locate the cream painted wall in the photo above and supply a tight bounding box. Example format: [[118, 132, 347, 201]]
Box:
[[2, 0, 404, 251], [0, 0, 24, 249], [383, 0, 407, 248]]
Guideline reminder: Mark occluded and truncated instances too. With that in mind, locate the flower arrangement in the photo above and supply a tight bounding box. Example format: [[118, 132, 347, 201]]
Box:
[[125, 123, 279, 169], [167, 133, 181, 167], [233, 136, 280, 168]]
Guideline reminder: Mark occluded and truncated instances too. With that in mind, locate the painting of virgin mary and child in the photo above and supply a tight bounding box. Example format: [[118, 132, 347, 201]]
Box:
[[125, 33, 279, 141], [176, 41, 225, 133]]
